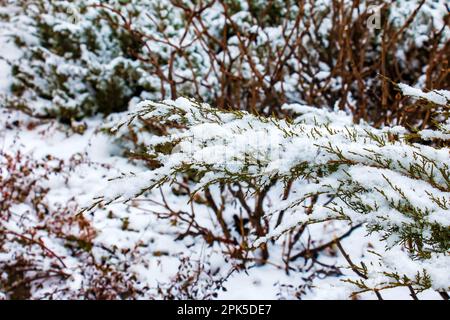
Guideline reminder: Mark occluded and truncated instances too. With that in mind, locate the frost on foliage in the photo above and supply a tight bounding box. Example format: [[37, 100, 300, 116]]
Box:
[[97, 95, 450, 293]]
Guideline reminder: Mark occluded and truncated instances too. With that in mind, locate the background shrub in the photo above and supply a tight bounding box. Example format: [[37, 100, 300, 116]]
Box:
[[3, 0, 449, 128]]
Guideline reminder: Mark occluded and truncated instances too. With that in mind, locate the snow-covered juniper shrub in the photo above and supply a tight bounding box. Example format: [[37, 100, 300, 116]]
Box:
[[97, 84, 450, 298], [3, 0, 150, 122], [3, 0, 449, 127]]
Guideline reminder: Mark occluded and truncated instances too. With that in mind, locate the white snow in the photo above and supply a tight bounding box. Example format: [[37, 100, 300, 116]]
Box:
[[0, 0, 448, 300]]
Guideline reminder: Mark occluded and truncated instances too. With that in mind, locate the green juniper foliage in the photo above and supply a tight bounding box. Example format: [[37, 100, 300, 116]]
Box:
[[99, 85, 449, 296]]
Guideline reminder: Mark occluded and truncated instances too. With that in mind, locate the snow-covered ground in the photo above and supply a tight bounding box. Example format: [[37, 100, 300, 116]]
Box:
[[0, 4, 447, 300]]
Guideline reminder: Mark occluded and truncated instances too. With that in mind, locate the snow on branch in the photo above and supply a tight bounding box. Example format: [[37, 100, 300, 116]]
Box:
[[398, 84, 450, 141], [398, 83, 450, 107], [96, 91, 449, 292]]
